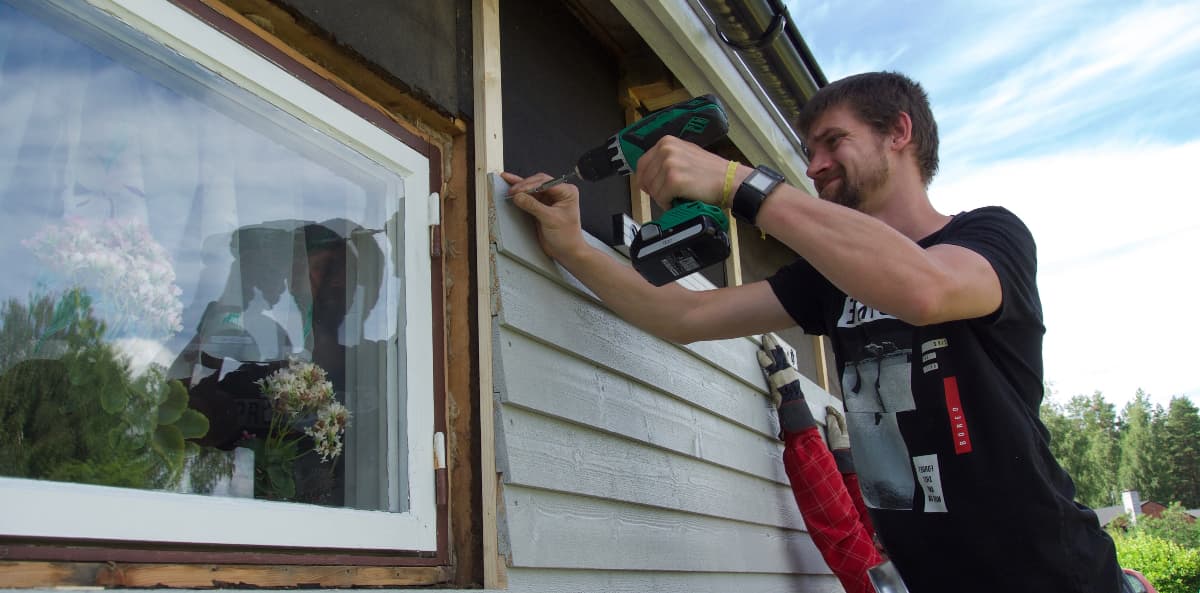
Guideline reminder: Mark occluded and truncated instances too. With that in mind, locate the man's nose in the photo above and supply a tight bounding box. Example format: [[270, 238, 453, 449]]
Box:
[[805, 150, 830, 180]]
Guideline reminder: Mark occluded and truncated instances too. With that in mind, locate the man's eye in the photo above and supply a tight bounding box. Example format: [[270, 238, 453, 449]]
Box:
[[800, 143, 811, 159]]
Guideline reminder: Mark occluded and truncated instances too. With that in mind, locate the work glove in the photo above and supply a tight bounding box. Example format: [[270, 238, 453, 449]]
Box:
[[825, 405, 856, 474], [757, 334, 816, 436]]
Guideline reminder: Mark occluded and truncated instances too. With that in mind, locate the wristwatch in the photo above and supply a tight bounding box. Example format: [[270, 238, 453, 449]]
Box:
[[731, 164, 785, 225]]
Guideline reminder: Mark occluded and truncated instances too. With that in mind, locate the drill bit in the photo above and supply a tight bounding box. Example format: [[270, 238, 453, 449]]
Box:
[[525, 169, 580, 194]]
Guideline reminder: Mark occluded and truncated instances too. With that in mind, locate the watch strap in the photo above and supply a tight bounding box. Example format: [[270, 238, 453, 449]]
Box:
[[731, 165, 785, 225]]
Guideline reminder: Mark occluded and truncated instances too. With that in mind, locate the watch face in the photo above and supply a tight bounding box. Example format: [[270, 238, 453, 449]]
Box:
[[746, 172, 775, 193]]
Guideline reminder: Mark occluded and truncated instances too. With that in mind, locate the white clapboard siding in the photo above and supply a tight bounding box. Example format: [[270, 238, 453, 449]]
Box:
[[496, 256, 776, 436], [497, 329, 789, 485], [502, 485, 829, 574], [489, 174, 841, 590], [503, 568, 844, 593], [498, 406, 805, 530]]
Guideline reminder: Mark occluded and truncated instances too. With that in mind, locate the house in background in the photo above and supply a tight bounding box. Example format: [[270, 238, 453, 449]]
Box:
[[1093, 490, 1200, 527], [0, 0, 848, 591]]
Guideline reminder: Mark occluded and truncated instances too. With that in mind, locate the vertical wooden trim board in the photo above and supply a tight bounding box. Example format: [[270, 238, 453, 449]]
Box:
[[812, 336, 830, 392], [471, 0, 502, 587], [725, 219, 743, 287], [622, 105, 653, 223]]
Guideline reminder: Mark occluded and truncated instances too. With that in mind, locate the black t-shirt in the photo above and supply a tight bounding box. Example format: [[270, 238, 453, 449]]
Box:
[[768, 206, 1122, 593]]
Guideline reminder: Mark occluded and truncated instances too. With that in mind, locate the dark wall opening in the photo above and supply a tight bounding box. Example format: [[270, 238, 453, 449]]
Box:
[[500, 0, 629, 245], [274, 0, 471, 117]]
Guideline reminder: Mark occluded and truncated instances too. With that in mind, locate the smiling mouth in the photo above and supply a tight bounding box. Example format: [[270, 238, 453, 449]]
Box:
[[818, 177, 840, 198]]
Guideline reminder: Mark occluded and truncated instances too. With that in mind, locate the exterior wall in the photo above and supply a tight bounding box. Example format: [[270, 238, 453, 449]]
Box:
[[270, 0, 471, 117], [488, 174, 843, 591], [498, 0, 630, 246]]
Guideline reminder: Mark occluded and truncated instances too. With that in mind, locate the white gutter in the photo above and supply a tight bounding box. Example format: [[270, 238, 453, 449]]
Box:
[[612, 0, 816, 194]]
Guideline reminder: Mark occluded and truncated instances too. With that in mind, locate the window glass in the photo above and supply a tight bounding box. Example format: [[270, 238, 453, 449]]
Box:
[[0, 0, 409, 513]]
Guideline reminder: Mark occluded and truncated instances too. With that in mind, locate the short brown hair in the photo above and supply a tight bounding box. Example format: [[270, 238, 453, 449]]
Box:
[[797, 72, 939, 185]]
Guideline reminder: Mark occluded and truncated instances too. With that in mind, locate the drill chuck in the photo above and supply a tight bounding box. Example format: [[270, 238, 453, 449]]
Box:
[[575, 140, 625, 182]]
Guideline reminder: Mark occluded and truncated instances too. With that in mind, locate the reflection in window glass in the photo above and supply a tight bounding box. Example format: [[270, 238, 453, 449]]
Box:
[[0, 0, 407, 512]]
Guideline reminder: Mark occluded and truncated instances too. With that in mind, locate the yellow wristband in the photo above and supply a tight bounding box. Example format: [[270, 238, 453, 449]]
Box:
[[720, 160, 738, 210]]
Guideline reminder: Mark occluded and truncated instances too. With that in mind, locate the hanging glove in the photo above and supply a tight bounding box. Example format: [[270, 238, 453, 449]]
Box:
[[757, 334, 816, 436], [825, 405, 856, 474]]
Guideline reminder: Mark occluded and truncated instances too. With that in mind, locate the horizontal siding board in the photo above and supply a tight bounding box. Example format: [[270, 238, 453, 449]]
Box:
[[495, 256, 775, 436], [497, 329, 789, 485], [504, 567, 843, 593], [502, 485, 829, 574], [499, 406, 804, 530]]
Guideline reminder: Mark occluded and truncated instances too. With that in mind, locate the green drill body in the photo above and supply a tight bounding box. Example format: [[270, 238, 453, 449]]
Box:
[[532, 94, 734, 285]]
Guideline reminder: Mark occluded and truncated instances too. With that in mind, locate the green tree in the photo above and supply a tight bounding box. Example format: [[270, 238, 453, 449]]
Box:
[[1042, 398, 1091, 502], [1158, 397, 1200, 508], [0, 290, 208, 489], [1118, 390, 1166, 502], [1044, 392, 1122, 507]]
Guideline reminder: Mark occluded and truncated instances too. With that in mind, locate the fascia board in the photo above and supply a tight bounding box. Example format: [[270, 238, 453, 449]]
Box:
[[612, 0, 815, 193]]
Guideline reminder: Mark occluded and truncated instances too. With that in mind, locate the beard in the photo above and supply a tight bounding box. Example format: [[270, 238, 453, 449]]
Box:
[[821, 143, 890, 211]]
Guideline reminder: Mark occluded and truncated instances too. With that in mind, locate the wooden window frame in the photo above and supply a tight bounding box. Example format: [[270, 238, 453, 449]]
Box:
[[0, 0, 453, 574]]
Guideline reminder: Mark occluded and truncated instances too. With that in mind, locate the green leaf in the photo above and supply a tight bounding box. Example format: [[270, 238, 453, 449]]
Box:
[[152, 424, 185, 469], [157, 381, 188, 425], [266, 463, 295, 499], [99, 386, 129, 414], [173, 409, 210, 440]]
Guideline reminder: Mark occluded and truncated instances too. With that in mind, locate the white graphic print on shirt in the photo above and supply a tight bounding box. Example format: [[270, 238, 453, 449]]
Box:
[[839, 297, 918, 510]]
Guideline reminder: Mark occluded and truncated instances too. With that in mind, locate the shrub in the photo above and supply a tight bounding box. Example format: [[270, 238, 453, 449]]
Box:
[[1110, 530, 1200, 593], [1136, 503, 1200, 550]]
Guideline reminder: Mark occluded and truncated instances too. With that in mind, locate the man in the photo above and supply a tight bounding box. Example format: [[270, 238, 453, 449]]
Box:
[[503, 72, 1122, 592]]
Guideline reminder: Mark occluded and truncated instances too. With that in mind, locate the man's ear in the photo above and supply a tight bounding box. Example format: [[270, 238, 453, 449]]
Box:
[[889, 111, 914, 152]]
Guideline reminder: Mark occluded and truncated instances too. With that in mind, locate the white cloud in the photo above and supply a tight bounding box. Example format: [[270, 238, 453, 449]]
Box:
[[930, 140, 1200, 410], [935, 2, 1200, 159]]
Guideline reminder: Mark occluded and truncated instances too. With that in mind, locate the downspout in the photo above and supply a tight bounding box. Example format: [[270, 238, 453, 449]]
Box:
[[690, 0, 827, 135]]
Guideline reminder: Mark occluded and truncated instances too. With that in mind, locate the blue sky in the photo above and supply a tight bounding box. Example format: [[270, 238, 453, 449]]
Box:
[[789, 0, 1200, 411]]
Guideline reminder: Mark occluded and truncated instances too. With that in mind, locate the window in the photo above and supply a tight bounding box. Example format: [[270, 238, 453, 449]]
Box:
[[0, 0, 438, 552]]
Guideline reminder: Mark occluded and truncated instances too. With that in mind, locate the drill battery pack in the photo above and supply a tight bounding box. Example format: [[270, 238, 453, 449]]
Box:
[[629, 210, 731, 287]]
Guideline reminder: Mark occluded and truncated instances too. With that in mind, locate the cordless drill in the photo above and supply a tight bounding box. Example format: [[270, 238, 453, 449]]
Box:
[[529, 94, 732, 286]]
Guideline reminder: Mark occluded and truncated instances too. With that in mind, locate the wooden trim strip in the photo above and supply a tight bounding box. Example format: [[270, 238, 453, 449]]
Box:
[[429, 144, 450, 563], [0, 561, 449, 589], [471, 0, 503, 587], [0, 541, 440, 567], [443, 133, 482, 586], [812, 335, 830, 392]]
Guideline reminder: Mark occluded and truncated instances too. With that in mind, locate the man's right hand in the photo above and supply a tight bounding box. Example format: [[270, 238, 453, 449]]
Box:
[[501, 171, 588, 263]]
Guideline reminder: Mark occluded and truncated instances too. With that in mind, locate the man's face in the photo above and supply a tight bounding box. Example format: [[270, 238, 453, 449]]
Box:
[[803, 105, 891, 211]]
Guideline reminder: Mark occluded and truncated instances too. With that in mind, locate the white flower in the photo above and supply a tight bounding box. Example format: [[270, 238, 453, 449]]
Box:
[[22, 217, 184, 339], [257, 358, 351, 464]]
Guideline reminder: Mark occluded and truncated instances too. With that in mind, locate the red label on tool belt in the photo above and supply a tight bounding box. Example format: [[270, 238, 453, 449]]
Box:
[[944, 377, 972, 454]]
